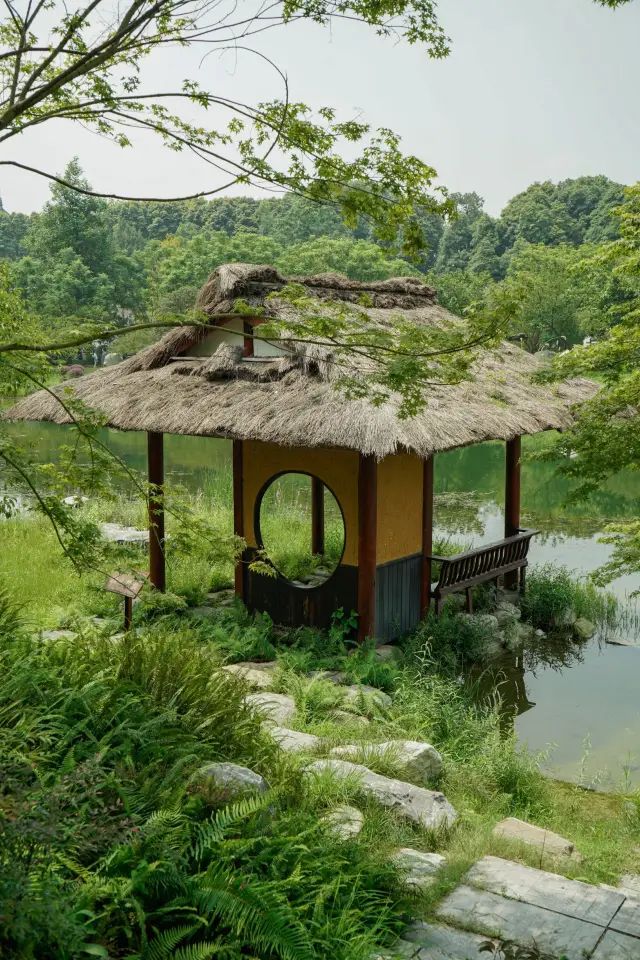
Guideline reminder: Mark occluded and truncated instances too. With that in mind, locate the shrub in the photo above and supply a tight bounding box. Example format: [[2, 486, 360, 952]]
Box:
[[402, 607, 497, 673], [521, 562, 617, 633]]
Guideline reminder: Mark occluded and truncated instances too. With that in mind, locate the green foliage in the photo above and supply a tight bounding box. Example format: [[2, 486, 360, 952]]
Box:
[[402, 606, 497, 673], [520, 562, 617, 632]]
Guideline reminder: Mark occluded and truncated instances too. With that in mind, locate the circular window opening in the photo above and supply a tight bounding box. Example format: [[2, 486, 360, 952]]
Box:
[[256, 472, 346, 588]]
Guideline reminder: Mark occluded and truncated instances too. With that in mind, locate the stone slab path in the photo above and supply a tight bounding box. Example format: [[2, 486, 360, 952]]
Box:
[[392, 856, 640, 959]]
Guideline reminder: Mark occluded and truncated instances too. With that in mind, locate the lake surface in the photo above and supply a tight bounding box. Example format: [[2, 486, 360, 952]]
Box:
[[4, 417, 640, 789]]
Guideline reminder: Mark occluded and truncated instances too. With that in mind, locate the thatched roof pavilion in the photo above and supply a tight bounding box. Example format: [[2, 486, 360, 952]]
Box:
[[7, 263, 598, 640]]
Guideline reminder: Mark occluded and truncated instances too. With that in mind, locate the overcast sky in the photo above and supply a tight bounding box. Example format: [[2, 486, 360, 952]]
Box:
[[4, 0, 640, 216]]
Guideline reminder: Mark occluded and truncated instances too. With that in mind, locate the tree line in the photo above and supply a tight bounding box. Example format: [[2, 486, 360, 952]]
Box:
[[0, 160, 634, 357]]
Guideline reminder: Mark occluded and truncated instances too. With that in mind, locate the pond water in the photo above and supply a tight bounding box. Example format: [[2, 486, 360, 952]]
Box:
[[3, 417, 640, 789]]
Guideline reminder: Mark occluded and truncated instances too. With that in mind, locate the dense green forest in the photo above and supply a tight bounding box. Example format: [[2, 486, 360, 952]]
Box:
[[1, 161, 634, 356]]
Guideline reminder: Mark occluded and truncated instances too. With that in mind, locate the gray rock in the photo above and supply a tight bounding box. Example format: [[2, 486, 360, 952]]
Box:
[[63, 495, 89, 507], [310, 669, 347, 684], [342, 684, 392, 709], [269, 726, 320, 753], [322, 804, 364, 839], [223, 664, 274, 690], [101, 522, 147, 544], [457, 613, 500, 632], [493, 817, 581, 860], [468, 856, 623, 927], [573, 616, 597, 640], [305, 759, 456, 830], [534, 628, 546, 638], [592, 929, 640, 959], [606, 637, 640, 648], [329, 709, 370, 726], [375, 644, 402, 662], [402, 921, 490, 959], [245, 692, 296, 726], [516, 622, 536, 641], [498, 589, 521, 607], [206, 589, 235, 604], [198, 761, 268, 797], [392, 848, 446, 888], [494, 601, 522, 627], [40, 629, 76, 641], [330, 740, 443, 780], [436, 885, 603, 960]]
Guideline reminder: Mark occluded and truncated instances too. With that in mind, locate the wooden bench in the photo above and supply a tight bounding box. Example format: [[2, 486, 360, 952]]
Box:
[[427, 528, 539, 615]]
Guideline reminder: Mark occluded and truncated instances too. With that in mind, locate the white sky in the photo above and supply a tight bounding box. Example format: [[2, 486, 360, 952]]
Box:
[[4, 0, 640, 216]]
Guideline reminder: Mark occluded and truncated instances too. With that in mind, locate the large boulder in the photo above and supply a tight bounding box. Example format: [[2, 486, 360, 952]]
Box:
[[322, 804, 364, 840], [573, 617, 597, 640], [305, 759, 456, 830], [197, 761, 268, 798], [329, 740, 443, 780], [269, 726, 320, 753], [245, 692, 296, 726], [342, 684, 392, 709], [493, 817, 582, 860], [223, 663, 274, 690], [391, 848, 447, 888], [495, 601, 522, 627]]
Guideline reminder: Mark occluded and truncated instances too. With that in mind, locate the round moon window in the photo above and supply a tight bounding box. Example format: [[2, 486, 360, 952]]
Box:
[[257, 472, 346, 587]]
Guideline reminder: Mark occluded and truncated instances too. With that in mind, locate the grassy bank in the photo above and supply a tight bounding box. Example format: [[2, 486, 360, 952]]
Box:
[[0, 498, 637, 958]]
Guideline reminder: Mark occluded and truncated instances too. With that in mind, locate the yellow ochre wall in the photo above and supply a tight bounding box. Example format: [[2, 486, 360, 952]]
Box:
[[376, 452, 423, 564], [242, 440, 360, 566]]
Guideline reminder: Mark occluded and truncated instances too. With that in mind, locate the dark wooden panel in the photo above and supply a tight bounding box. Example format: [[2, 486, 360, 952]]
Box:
[[375, 553, 422, 641], [358, 454, 377, 642], [244, 548, 358, 632], [233, 440, 244, 599], [147, 431, 165, 592]]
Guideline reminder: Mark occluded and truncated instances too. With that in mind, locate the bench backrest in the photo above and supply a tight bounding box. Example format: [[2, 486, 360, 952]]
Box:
[[437, 529, 538, 589]]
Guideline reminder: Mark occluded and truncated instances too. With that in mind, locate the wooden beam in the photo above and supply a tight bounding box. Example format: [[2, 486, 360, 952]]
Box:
[[233, 440, 244, 598], [147, 431, 166, 592], [420, 455, 434, 619], [357, 454, 377, 643], [311, 476, 325, 556], [505, 436, 522, 588]]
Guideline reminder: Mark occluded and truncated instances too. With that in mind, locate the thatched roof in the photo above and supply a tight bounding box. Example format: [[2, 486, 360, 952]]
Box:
[[5, 263, 598, 459]]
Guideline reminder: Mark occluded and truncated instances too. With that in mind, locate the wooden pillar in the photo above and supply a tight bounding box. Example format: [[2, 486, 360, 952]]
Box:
[[311, 477, 325, 556], [357, 454, 377, 643], [505, 436, 521, 588], [233, 440, 244, 598], [420, 455, 434, 619], [243, 320, 254, 358], [147, 431, 166, 592]]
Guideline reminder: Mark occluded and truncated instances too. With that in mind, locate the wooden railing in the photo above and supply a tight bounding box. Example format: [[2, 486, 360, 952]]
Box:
[[427, 528, 539, 615]]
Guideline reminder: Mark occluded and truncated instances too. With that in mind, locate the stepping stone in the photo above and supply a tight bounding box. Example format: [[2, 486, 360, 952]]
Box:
[[619, 874, 640, 898], [592, 929, 640, 959], [342, 685, 392, 709], [401, 922, 488, 958], [610, 895, 640, 939], [330, 741, 443, 779], [188, 606, 217, 620], [493, 817, 581, 859], [268, 726, 320, 753], [197, 762, 268, 797], [322, 804, 364, 840], [468, 856, 624, 927], [223, 664, 274, 689], [391, 849, 446, 888], [205, 589, 235, 604], [245, 693, 296, 726], [605, 638, 640, 648], [573, 616, 597, 639], [40, 629, 76, 641], [305, 759, 456, 830], [101, 522, 148, 544], [436, 885, 603, 960], [329, 709, 370, 726], [375, 644, 402, 662]]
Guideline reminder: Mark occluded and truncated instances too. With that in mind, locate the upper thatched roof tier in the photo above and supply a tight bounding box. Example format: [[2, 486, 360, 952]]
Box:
[[6, 263, 598, 458]]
